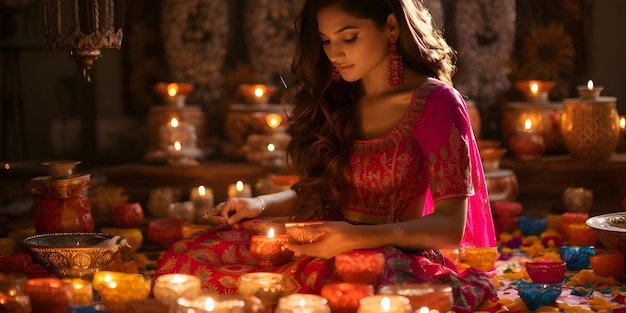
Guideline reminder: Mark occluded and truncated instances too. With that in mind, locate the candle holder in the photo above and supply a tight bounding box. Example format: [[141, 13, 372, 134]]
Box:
[[237, 272, 287, 304], [508, 131, 545, 161], [320, 282, 374, 313], [517, 282, 562, 311], [63, 278, 93, 305], [617, 116, 626, 152], [357, 295, 412, 313], [525, 260, 566, 283], [559, 245, 594, 271], [154, 82, 193, 108], [168, 201, 195, 222], [461, 247, 499, 272], [577, 80, 604, 100], [378, 283, 453, 313], [334, 249, 384, 284], [0, 272, 31, 313], [284, 221, 326, 244], [24, 277, 73, 313], [167, 141, 201, 167], [92, 271, 150, 313], [239, 84, 278, 105], [176, 295, 267, 313], [562, 187, 593, 213], [152, 273, 202, 307], [514, 80, 556, 104], [517, 215, 548, 237], [276, 294, 331, 313], [249, 228, 294, 266]]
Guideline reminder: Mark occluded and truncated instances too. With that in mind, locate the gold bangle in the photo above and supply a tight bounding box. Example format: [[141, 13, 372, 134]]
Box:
[[256, 196, 266, 212]]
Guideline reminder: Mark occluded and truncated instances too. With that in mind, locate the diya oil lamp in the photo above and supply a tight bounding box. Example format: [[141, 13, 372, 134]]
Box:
[[560, 245, 594, 271], [515, 80, 555, 103], [334, 249, 384, 284], [239, 84, 278, 105], [357, 295, 412, 313], [378, 283, 453, 313], [577, 80, 603, 100], [236, 272, 287, 304], [249, 227, 293, 266], [152, 273, 202, 307], [517, 282, 562, 311], [228, 180, 253, 198], [167, 140, 200, 167], [276, 294, 331, 313], [525, 260, 566, 283], [508, 117, 545, 161], [320, 282, 374, 313], [155, 82, 193, 108], [92, 271, 150, 313]]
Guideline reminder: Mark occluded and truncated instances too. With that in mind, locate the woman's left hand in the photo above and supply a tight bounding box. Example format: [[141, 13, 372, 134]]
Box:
[[285, 221, 362, 259]]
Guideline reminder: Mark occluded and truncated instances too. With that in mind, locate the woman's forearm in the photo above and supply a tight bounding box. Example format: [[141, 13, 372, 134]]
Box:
[[257, 189, 300, 218]]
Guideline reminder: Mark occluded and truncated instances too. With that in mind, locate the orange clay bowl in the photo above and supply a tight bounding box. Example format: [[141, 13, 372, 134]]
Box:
[[526, 260, 566, 283]]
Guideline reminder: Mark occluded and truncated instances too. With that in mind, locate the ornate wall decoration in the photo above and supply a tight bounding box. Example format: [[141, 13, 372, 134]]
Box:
[[454, 0, 516, 107], [242, 0, 304, 85], [161, 0, 229, 105]]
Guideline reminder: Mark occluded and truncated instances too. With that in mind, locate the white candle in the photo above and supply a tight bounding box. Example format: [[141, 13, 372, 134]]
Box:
[[357, 295, 412, 313], [276, 294, 331, 313], [190, 185, 214, 223], [153, 273, 201, 306], [228, 180, 252, 198]]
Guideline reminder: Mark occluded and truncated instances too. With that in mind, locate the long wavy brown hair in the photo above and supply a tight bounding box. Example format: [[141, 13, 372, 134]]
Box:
[[287, 0, 456, 217]]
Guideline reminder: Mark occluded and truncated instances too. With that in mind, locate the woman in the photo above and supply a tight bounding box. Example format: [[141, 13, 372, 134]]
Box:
[[155, 0, 498, 311]]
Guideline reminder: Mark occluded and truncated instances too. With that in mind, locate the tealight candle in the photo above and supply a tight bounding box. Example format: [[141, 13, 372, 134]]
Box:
[[276, 294, 331, 313], [238, 84, 277, 105], [320, 282, 374, 313], [154, 82, 193, 107], [250, 227, 294, 265], [176, 295, 264, 313], [334, 249, 384, 284], [153, 273, 201, 306], [190, 185, 214, 223], [514, 80, 555, 103], [25, 277, 73, 313], [508, 118, 545, 161], [618, 116, 626, 151], [577, 79, 604, 100], [63, 278, 93, 305], [237, 272, 286, 304], [92, 271, 150, 313], [378, 283, 453, 313], [357, 295, 412, 313], [228, 180, 252, 198]]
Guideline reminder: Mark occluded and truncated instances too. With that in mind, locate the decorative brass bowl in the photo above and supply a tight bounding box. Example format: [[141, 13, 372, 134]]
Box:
[[586, 212, 626, 255], [22, 232, 127, 279]]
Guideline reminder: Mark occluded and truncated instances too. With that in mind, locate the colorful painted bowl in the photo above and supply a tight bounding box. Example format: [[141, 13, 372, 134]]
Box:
[[517, 215, 548, 236], [560, 246, 594, 271], [525, 260, 566, 283], [462, 247, 499, 272], [517, 282, 562, 311]]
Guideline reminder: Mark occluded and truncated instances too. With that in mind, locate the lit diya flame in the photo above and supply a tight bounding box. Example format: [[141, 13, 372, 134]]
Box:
[[236, 180, 244, 192], [266, 113, 282, 129], [380, 296, 391, 312], [268, 227, 275, 238], [587, 80, 594, 90], [524, 118, 533, 131], [253, 85, 267, 98], [529, 81, 539, 95], [174, 141, 182, 151], [170, 117, 179, 127], [267, 143, 276, 152], [204, 297, 215, 311], [167, 83, 179, 97], [620, 117, 625, 130], [198, 185, 206, 196]]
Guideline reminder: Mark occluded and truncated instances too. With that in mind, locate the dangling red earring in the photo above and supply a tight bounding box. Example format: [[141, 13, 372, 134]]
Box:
[[331, 64, 341, 81], [388, 38, 404, 86]]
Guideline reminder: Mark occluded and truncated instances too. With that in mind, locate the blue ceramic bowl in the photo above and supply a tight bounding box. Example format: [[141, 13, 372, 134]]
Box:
[[560, 246, 594, 271], [517, 215, 548, 236], [518, 282, 562, 311]]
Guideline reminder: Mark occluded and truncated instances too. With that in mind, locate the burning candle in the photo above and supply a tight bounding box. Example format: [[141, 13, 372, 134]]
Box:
[[618, 116, 626, 152], [63, 278, 93, 305], [357, 295, 412, 313], [190, 185, 214, 223], [239, 84, 277, 104], [321, 283, 374, 313], [378, 283, 453, 313], [176, 295, 263, 313], [276, 294, 331, 313], [577, 79, 604, 100], [153, 274, 201, 306], [24, 278, 73, 313], [0, 273, 31, 313], [237, 272, 287, 304], [92, 271, 150, 313], [154, 82, 193, 108], [228, 180, 252, 198], [250, 227, 294, 265], [515, 80, 555, 103]]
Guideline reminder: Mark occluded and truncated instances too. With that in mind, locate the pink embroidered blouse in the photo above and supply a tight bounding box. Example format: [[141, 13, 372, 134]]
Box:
[[342, 78, 496, 248]]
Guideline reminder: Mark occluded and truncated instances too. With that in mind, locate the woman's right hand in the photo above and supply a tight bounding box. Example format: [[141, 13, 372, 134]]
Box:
[[204, 197, 263, 229]]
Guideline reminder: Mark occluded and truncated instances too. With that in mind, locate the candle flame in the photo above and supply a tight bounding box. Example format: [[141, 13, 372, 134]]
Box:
[[380, 296, 391, 312], [587, 80, 594, 90], [170, 275, 188, 284], [167, 83, 179, 97], [524, 118, 532, 131], [174, 141, 182, 151], [418, 307, 429, 313], [4, 163, 9, 170], [198, 185, 206, 196], [299, 298, 306, 307], [620, 117, 626, 129], [170, 117, 179, 127], [267, 143, 276, 152], [529, 82, 539, 95], [268, 227, 275, 238], [204, 297, 215, 311], [108, 281, 117, 288], [236, 180, 244, 192], [266, 113, 282, 128], [253, 85, 267, 98]]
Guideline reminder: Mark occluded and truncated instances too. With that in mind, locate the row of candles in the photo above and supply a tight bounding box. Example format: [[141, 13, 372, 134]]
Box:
[[507, 79, 626, 160]]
